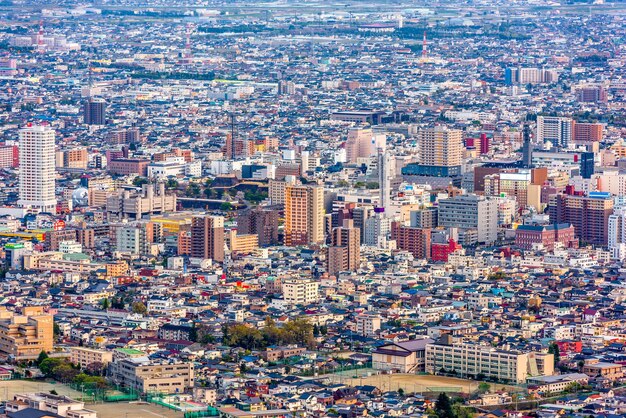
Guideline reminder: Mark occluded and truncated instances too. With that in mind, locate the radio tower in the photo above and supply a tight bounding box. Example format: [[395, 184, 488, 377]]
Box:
[[37, 20, 45, 52], [183, 23, 193, 64], [422, 31, 427, 59]]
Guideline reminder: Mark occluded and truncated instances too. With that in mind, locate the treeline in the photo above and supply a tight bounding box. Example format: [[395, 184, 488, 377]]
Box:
[[222, 317, 314, 350]]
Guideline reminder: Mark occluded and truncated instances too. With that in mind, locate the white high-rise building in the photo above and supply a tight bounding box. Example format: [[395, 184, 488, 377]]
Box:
[[18, 125, 57, 213], [608, 208, 626, 260], [536, 116, 573, 148], [378, 148, 391, 213]]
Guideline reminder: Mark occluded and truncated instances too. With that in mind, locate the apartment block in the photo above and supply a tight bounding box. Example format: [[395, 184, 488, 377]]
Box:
[[282, 278, 319, 305], [108, 359, 194, 394], [0, 306, 53, 359], [70, 346, 114, 368]]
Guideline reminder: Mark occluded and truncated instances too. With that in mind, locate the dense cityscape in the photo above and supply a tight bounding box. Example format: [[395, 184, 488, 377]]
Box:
[[0, 0, 625, 417]]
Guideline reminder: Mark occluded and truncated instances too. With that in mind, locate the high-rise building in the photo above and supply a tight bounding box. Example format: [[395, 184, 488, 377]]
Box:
[[0, 306, 53, 359], [438, 194, 498, 244], [521, 123, 534, 168], [377, 148, 391, 212], [190, 215, 225, 262], [536, 116, 573, 148], [83, 97, 106, 125], [479, 133, 490, 155], [237, 207, 280, 246], [418, 126, 463, 168], [327, 219, 360, 275], [573, 122, 603, 143], [549, 191, 613, 246], [284, 184, 324, 246], [576, 85, 607, 103], [18, 125, 57, 213], [345, 128, 386, 163], [580, 152, 595, 179], [608, 208, 626, 260], [391, 223, 431, 259], [505, 67, 559, 85]]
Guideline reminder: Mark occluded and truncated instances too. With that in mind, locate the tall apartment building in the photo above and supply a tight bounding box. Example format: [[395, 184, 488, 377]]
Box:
[[576, 85, 607, 103], [418, 126, 463, 168], [345, 128, 386, 163], [391, 223, 432, 259], [237, 207, 280, 246], [83, 97, 106, 125], [355, 315, 382, 336], [438, 195, 498, 244], [0, 306, 53, 359], [282, 278, 319, 305], [0, 145, 19, 168], [549, 191, 614, 246], [284, 184, 324, 246], [505, 67, 558, 85], [108, 359, 194, 394], [116, 223, 159, 255], [191, 215, 225, 262], [268, 176, 296, 205], [18, 125, 57, 213], [57, 148, 88, 169], [484, 171, 534, 207], [425, 339, 554, 384], [608, 208, 626, 260], [573, 122, 603, 143], [536, 116, 573, 148], [327, 219, 360, 275]]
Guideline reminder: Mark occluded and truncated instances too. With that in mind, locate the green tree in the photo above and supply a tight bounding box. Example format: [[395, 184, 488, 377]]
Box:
[[53, 322, 61, 338], [166, 178, 179, 190], [478, 382, 490, 394], [220, 202, 233, 211], [36, 350, 49, 365], [365, 182, 379, 190], [313, 324, 320, 337], [397, 388, 404, 397], [189, 323, 198, 342], [101, 298, 110, 310], [435, 393, 454, 418], [39, 358, 63, 377], [133, 177, 149, 187], [132, 301, 147, 314], [548, 343, 560, 367]]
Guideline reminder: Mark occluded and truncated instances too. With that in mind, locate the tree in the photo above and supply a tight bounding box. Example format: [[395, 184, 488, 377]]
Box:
[[220, 202, 233, 211], [53, 322, 61, 338], [85, 362, 105, 376], [434, 393, 454, 418], [189, 323, 198, 342], [313, 324, 320, 337], [36, 351, 49, 365], [132, 302, 147, 315], [165, 178, 179, 190], [397, 388, 404, 397], [478, 382, 491, 394], [101, 298, 110, 310], [39, 358, 63, 377], [133, 177, 149, 187], [548, 343, 560, 367]]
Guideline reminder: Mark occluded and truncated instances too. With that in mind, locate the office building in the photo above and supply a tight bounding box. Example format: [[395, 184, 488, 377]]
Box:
[[410, 208, 438, 229], [282, 278, 319, 305], [7, 393, 97, 418], [190, 215, 225, 262], [608, 208, 626, 260], [18, 125, 57, 213], [438, 195, 498, 244], [83, 97, 106, 125], [425, 339, 554, 384], [106, 183, 176, 220], [108, 158, 150, 176], [0, 306, 53, 359], [549, 191, 613, 246], [284, 184, 324, 246], [108, 359, 194, 394], [536, 116, 573, 148], [327, 219, 360, 275], [580, 152, 594, 179], [515, 223, 576, 251], [364, 211, 391, 247]]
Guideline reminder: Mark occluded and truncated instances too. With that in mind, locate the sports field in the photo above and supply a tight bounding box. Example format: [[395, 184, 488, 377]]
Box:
[[0, 380, 184, 418], [325, 372, 517, 394]]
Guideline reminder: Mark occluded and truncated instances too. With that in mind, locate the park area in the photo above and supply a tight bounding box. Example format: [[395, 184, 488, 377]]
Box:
[[324, 370, 518, 395], [0, 380, 185, 418]]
